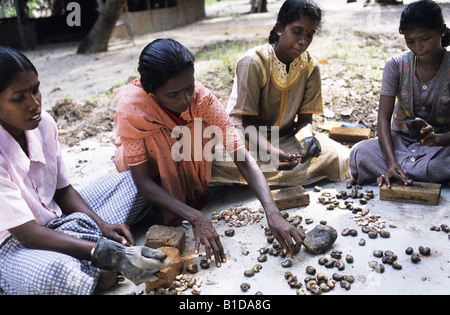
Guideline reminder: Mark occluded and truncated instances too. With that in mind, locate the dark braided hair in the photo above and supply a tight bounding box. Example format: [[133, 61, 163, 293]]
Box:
[[138, 38, 195, 94], [0, 45, 38, 93], [269, 0, 323, 44], [399, 0, 449, 47]]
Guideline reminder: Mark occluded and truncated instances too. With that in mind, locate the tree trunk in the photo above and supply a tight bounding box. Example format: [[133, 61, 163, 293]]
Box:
[[251, 0, 267, 13], [77, 0, 126, 54]]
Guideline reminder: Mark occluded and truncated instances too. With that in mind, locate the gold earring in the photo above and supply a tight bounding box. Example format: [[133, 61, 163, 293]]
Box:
[[149, 93, 157, 102], [443, 33, 446, 37]]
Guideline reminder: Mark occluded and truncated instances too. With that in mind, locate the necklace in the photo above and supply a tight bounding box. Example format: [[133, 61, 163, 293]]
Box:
[[414, 55, 428, 91]]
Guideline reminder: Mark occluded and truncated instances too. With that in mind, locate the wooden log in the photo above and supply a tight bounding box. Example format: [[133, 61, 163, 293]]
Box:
[[329, 127, 371, 143], [379, 181, 441, 205], [271, 186, 310, 210]]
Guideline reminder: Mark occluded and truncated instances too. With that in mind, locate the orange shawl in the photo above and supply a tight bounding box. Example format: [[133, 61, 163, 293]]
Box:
[[114, 80, 213, 225]]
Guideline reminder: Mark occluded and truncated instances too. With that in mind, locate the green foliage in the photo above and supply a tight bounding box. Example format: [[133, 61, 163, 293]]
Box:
[[0, 0, 17, 18], [0, 0, 54, 18], [195, 38, 265, 79]]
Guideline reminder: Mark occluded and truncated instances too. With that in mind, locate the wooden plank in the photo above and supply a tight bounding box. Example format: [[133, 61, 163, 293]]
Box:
[[329, 127, 371, 143], [58, 129, 68, 136], [379, 181, 441, 205], [271, 186, 310, 210]]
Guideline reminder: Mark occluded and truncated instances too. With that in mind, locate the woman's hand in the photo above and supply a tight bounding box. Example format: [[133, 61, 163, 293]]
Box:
[[191, 212, 226, 267], [377, 96, 412, 189], [377, 161, 413, 188], [270, 147, 300, 170], [130, 163, 227, 267], [407, 119, 446, 147], [98, 222, 135, 246], [419, 122, 438, 147], [266, 211, 305, 258], [233, 148, 304, 257], [53, 184, 135, 247]]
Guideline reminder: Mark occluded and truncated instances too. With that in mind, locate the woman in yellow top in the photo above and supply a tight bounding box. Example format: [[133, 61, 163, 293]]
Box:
[[211, 0, 350, 187]]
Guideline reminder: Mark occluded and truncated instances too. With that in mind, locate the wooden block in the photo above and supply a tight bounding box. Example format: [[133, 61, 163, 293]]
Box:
[[145, 246, 184, 292], [57, 129, 68, 136], [329, 127, 371, 143], [380, 181, 441, 205], [145, 225, 186, 253], [271, 186, 310, 210]]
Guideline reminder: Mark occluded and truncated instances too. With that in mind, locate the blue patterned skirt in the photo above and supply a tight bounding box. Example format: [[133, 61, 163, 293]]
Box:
[[350, 133, 450, 184], [0, 171, 155, 295]]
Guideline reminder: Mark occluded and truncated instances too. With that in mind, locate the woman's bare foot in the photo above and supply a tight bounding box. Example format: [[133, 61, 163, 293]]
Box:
[[96, 270, 124, 291]]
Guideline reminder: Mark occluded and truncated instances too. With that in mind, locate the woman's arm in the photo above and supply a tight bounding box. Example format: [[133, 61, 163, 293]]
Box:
[[433, 132, 450, 146], [377, 95, 412, 187], [295, 113, 313, 133], [129, 162, 225, 267], [420, 123, 450, 147], [232, 147, 305, 257], [377, 96, 396, 166], [53, 185, 134, 245], [9, 216, 171, 286], [9, 220, 94, 260], [7, 184, 134, 260]]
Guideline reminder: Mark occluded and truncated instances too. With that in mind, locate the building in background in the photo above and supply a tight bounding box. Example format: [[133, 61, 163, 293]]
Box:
[[0, 0, 206, 49]]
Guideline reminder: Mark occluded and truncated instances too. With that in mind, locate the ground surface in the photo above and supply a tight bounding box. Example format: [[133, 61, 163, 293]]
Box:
[[23, 0, 450, 295], [107, 181, 450, 296]]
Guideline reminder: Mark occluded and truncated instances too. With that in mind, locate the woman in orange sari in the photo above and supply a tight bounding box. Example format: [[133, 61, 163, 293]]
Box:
[[114, 39, 305, 267]]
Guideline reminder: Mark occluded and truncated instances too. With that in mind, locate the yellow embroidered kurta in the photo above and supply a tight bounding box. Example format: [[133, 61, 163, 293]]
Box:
[[226, 44, 323, 131], [211, 44, 350, 186]]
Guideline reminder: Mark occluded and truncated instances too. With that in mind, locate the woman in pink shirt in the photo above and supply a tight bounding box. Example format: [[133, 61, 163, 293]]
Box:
[[0, 46, 169, 295]]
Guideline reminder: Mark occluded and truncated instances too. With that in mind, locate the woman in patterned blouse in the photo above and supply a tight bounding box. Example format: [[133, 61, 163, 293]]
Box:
[[114, 38, 306, 267], [350, 0, 450, 187]]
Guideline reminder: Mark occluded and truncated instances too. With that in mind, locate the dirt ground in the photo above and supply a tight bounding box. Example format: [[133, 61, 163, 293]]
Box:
[[22, 0, 450, 295]]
